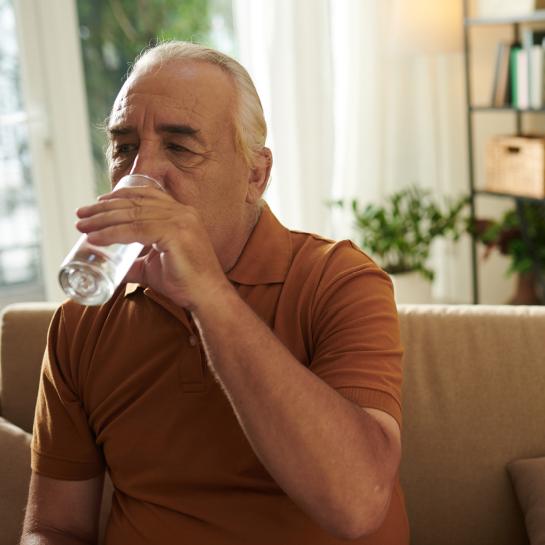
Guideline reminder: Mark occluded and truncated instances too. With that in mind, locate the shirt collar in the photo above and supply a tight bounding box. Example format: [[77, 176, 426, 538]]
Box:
[[125, 203, 292, 297], [125, 283, 141, 296], [226, 203, 292, 285]]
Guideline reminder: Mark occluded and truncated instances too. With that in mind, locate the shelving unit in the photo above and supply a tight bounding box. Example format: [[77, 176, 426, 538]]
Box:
[[465, 9, 545, 26], [463, 0, 545, 304]]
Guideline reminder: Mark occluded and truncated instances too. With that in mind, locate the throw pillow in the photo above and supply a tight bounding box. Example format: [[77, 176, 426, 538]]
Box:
[[507, 455, 545, 545]]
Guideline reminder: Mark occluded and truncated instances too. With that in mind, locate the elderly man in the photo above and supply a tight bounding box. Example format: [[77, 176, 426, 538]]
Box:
[[21, 42, 408, 545]]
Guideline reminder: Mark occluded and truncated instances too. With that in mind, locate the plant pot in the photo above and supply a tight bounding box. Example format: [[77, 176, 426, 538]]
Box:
[[390, 271, 433, 305], [507, 271, 542, 305]]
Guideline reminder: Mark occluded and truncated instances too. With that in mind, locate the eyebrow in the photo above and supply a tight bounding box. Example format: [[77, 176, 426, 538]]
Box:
[[108, 124, 203, 144]]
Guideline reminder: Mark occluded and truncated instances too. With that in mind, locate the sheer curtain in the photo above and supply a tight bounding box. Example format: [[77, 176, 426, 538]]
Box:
[[234, 0, 334, 234], [233, 0, 471, 303]]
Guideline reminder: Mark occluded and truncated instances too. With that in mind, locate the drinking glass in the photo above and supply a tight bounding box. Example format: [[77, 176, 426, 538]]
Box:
[[58, 173, 162, 305]]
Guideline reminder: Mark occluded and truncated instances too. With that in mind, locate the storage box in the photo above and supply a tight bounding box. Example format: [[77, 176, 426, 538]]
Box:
[[485, 135, 545, 198], [478, 0, 545, 17]]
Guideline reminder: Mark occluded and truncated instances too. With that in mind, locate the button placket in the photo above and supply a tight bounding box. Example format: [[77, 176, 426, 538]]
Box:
[[139, 288, 206, 393], [177, 325, 207, 393]]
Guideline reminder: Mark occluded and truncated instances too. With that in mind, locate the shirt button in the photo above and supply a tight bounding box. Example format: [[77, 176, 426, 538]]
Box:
[[188, 335, 198, 347]]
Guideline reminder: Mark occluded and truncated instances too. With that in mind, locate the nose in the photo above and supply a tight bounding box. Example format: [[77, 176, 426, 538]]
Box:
[[129, 142, 168, 189]]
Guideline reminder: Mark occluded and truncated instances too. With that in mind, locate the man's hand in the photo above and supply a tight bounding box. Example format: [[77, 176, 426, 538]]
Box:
[[75, 186, 231, 310]]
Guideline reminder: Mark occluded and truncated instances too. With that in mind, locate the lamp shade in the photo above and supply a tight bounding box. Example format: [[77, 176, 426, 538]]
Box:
[[392, 0, 463, 55]]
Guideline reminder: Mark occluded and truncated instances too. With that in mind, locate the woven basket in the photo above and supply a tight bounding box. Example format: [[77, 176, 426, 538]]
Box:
[[485, 135, 545, 198]]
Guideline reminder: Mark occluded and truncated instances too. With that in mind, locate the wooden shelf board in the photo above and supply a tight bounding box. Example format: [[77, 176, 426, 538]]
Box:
[[465, 10, 545, 26], [474, 189, 545, 203], [471, 105, 545, 112]]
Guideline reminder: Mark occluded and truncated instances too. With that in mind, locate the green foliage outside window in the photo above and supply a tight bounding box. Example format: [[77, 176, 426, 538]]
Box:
[[76, 0, 234, 193]]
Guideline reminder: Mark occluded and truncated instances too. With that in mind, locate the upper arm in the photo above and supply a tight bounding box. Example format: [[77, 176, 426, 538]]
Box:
[[22, 471, 104, 542]]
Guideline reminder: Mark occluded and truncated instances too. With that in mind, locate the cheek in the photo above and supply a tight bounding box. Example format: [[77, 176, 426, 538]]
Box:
[[110, 161, 128, 178], [166, 153, 249, 213], [168, 151, 207, 170]]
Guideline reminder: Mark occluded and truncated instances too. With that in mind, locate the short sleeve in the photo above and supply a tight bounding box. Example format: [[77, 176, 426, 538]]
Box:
[[309, 242, 403, 426], [31, 306, 105, 480]]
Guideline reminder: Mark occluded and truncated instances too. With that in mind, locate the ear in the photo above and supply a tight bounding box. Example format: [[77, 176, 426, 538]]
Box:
[[246, 147, 273, 204]]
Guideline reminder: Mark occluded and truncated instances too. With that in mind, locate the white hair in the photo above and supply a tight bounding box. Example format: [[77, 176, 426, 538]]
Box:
[[128, 41, 267, 167]]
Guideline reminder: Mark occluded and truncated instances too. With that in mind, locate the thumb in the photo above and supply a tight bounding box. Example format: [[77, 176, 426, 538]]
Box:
[[123, 248, 158, 284]]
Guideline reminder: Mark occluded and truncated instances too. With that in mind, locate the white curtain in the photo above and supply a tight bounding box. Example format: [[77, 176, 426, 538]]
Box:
[[233, 0, 471, 303], [234, 0, 334, 235]]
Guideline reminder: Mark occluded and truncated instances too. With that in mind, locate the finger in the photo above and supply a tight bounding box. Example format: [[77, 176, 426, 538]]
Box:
[[77, 198, 136, 218], [77, 192, 176, 219], [98, 185, 170, 202], [124, 249, 159, 284], [76, 203, 171, 232], [85, 222, 167, 248]]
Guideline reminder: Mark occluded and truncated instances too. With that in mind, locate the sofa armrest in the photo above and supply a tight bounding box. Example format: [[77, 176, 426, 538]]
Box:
[[0, 417, 32, 545], [0, 302, 58, 432]]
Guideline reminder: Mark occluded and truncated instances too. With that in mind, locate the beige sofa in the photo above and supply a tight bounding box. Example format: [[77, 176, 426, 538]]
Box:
[[2, 302, 545, 545]]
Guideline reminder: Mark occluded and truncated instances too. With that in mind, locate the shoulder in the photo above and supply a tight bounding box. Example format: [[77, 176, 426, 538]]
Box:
[[52, 285, 128, 347], [287, 230, 390, 290], [278, 229, 395, 334]]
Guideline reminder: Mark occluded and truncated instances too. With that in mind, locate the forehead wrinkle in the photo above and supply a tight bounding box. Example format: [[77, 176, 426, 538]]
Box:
[[115, 90, 200, 110], [109, 71, 237, 150], [111, 92, 201, 124], [109, 96, 203, 135]]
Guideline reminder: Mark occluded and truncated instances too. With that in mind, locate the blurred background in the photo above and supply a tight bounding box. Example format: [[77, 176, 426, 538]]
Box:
[[1, 0, 544, 310]]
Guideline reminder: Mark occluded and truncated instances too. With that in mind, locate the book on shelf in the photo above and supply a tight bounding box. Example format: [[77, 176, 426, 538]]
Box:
[[492, 34, 545, 110], [510, 44, 522, 107], [517, 48, 530, 109], [491, 42, 512, 106], [529, 44, 545, 109], [523, 29, 545, 109]]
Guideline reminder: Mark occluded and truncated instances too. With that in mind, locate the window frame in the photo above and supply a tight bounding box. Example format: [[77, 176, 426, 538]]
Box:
[[12, 0, 95, 301]]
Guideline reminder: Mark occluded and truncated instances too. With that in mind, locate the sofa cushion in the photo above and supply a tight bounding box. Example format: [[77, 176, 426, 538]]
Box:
[[398, 304, 545, 545], [508, 456, 545, 545], [0, 417, 32, 545]]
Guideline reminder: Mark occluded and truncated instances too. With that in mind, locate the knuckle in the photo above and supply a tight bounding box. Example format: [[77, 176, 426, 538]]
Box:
[[129, 204, 143, 221], [131, 220, 144, 235]]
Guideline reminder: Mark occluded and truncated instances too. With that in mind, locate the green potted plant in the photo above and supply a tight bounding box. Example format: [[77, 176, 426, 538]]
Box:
[[332, 185, 469, 303], [473, 202, 545, 304], [335, 184, 469, 276]]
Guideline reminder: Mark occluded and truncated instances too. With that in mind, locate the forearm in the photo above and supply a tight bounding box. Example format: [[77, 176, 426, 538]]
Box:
[[20, 529, 94, 545], [192, 284, 398, 538]]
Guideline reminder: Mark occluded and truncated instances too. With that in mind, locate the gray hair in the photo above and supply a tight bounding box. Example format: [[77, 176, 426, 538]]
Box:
[[128, 41, 267, 167]]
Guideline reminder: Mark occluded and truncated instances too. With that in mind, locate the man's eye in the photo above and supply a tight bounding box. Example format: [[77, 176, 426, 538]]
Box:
[[167, 143, 193, 154], [113, 143, 137, 155]]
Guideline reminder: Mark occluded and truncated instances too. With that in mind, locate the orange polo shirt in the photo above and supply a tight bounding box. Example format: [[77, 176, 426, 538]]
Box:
[[31, 204, 408, 544]]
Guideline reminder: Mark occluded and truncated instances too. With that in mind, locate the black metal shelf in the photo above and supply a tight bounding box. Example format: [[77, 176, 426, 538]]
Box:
[[463, 0, 545, 304], [465, 10, 545, 26], [470, 106, 545, 112]]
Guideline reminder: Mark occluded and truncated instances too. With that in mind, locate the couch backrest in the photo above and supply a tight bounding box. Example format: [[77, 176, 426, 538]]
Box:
[[0, 302, 57, 433], [398, 304, 545, 545], [3, 302, 545, 545]]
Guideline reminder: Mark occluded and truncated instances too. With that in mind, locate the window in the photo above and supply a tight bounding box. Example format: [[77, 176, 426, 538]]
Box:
[[76, 0, 235, 193], [0, 0, 233, 310], [0, 0, 45, 307]]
